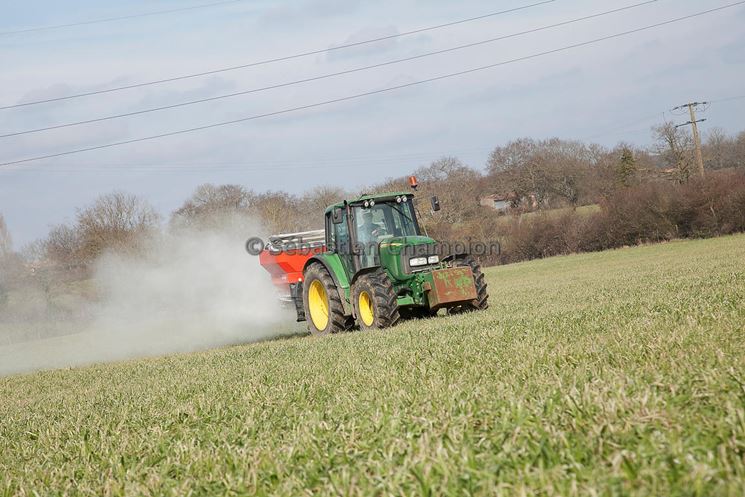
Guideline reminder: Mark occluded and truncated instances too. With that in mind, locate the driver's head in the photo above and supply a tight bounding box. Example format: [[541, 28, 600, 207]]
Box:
[[362, 210, 374, 224]]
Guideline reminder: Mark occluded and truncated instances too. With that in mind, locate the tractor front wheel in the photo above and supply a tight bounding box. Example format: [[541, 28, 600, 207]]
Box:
[[448, 256, 489, 314], [352, 270, 400, 331], [303, 263, 352, 335]]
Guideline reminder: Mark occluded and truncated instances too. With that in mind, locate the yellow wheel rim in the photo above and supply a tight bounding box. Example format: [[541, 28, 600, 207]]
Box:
[[308, 280, 329, 331], [358, 291, 375, 327]]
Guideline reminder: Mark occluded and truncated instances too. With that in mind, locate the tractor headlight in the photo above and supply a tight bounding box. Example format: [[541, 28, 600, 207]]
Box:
[[396, 196, 402, 203], [369, 200, 375, 207], [409, 257, 428, 267], [428, 255, 440, 264], [402, 196, 409, 203]]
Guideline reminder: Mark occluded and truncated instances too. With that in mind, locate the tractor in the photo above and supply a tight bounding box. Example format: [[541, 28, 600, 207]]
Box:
[[258, 178, 488, 334]]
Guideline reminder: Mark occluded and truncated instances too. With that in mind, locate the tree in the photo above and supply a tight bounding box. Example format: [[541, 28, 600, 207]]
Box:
[[413, 157, 484, 225], [44, 224, 83, 267], [172, 184, 252, 229], [653, 122, 694, 182], [704, 127, 731, 170], [737, 132, 745, 169], [297, 186, 347, 229], [75, 192, 160, 262], [616, 145, 638, 187], [249, 191, 302, 234], [172, 184, 314, 234], [488, 140, 551, 207], [487, 138, 598, 208], [487, 138, 541, 174]]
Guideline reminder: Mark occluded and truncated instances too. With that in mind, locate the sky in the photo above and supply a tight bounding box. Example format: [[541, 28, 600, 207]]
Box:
[[1, 0, 744, 245]]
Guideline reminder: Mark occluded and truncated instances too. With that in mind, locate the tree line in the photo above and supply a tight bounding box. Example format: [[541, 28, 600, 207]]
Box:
[[1, 125, 744, 295]]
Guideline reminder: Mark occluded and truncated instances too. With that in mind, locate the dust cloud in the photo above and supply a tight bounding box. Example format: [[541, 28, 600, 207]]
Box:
[[0, 223, 294, 376]]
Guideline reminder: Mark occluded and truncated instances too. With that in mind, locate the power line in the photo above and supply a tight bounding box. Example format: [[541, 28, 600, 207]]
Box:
[[0, 0, 556, 110], [0, 0, 252, 36], [0, 148, 494, 173], [0, 1, 659, 139], [0, 162, 380, 174], [42, 148, 494, 168], [583, 91, 744, 147], [2, 1, 743, 168], [581, 112, 663, 141], [709, 95, 745, 103], [4, 92, 741, 173]]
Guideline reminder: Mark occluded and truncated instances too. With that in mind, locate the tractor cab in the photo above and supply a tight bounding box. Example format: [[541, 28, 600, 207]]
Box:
[[326, 193, 425, 274]]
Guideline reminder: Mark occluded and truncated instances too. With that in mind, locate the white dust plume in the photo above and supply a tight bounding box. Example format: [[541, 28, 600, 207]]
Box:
[[0, 223, 293, 376]]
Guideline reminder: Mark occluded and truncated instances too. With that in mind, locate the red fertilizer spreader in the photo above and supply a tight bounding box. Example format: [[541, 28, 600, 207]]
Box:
[[258, 229, 326, 314]]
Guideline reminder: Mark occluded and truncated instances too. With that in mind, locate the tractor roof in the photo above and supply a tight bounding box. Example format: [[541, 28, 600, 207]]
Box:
[[324, 192, 413, 214]]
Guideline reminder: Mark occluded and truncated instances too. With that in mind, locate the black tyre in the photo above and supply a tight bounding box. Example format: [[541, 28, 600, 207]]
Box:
[[447, 256, 489, 314], [302, 263, 353, 335], [352, 270, 401, 330]]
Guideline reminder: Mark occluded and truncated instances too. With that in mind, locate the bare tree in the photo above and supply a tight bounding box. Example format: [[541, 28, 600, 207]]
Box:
[[250, 192, 302, 234], [20, 239, 47, 266], [75, 192, 160, 262], [173, 184, 319, 234], [737, 132, 745, 169], [412, 157, 484, 225], [704, 127, 731, 170], [297, 186, 347, 229], [172, 184, 252, 229], [487, 138, 599, 208], [653, 122, 694, 182], [487, 138, 539, 174], [45, 224, 83, 267]]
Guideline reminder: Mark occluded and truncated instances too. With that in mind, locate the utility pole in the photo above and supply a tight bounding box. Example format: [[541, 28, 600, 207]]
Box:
[[673, 101, 707, 177]]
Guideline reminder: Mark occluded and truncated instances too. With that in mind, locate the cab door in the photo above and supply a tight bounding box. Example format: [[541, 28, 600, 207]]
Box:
[[327, 209, 356, 280]]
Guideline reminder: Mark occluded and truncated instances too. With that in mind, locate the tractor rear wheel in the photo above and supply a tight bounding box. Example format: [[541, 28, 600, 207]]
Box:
[[352, 270, 400, 330], [448, 256, 489, 314], [303, 263, 352, 335]]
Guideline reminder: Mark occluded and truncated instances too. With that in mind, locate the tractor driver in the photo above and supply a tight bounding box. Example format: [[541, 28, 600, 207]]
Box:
[[359, 210, 385, 242]]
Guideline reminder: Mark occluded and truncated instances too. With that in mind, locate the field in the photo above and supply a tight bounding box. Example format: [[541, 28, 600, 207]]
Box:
[[493, 204, 601, 228], [2, 235, 745, 496]]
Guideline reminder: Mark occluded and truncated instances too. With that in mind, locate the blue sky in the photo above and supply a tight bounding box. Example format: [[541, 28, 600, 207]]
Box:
[[1, 0, 744, 245]]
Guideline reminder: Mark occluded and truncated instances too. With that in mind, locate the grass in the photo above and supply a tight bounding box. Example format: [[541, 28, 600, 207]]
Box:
[[493, 203, 601, 228], [2, 235, 745, 496]]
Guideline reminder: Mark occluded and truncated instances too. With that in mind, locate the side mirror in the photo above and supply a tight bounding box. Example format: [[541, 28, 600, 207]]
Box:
[[332, 207, 344, 224], [431, 196, 441, 212]]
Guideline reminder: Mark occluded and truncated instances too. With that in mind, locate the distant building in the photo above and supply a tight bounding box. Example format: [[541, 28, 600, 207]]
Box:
[[480, 192, 539, 212], [480, 194, 513, 212]]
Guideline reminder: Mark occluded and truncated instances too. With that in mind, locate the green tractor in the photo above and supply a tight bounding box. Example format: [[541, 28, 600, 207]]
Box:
[[260, 184, 488, 334]]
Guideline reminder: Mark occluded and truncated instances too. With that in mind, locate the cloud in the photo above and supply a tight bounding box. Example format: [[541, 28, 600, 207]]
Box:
[[719, 37, 745, 64], [325, 25, 400, 61]]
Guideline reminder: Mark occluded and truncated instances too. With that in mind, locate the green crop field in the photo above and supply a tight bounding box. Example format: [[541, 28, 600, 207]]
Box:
[[2, 235, 744, 496]]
